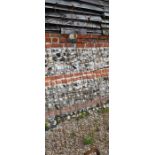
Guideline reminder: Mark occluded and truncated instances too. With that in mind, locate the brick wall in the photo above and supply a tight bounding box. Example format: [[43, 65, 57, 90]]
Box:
[[45, 33, 109, 48], [45, 33, 109, 118]]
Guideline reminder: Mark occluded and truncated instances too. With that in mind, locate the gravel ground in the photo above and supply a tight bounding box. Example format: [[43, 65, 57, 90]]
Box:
[[45, 110, 109, 155]]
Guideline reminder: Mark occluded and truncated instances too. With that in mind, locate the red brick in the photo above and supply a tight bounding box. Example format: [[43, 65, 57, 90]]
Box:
[[51, 44, 63, 48], [99, 35, 109, 39], [64, 73, 73, 78], [50, 76, 56, 80], [45, 37, 51, 43], [45, 33, 50, 37], [60, 37, 67, 43], [96, 43, 104, 47], [101, 69, 108, 73], [91, 35, 100, 39], [61, 34, 69, 38], [57, 75, 64, 79], [61, 79, 67, 83], [55, 80, 61, 85], [45, 44, 51, 48], [52, 38, 58, 43], [48, 81, 53, 86], [85, 43, 94, 48], [95, 70, 102, 74], [50, 34, 60, 37], [101, 70, 109, 76], [95, 73, 102, 77], [105, 43, 109, 47], [74, 72, 82, 77], [67, 79, 71, 83], [84, 72, 91, 76], [51, 37, 59, 43], [45, 68, 109, 87], [76, 43, 85, 48], [77, 38, 93, 43], [76, 39, 82, 43], [95, 41, 105, 44], [45, 82, 49, 86], [88, 75, 94, 79], [75, 77, 80, 81], [94, 43, 109, 47], [63, 43, 73, 47]]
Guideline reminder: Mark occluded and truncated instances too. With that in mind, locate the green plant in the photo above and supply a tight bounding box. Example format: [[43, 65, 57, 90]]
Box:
[[45, 122, 49, 131], [55, 117, 61, 124], [102, 107, 109, 113], [83, 135, 94, 145], [79, 111, 89, 119]]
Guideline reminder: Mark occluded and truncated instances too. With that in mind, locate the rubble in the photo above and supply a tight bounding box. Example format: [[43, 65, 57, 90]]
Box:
[[45, 110, 109, 155], [46, 106, 109, 129]]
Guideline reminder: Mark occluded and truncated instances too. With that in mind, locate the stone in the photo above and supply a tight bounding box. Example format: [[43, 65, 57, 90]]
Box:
[[53, 120, 57, 126], [84, 147, 100, 155], [67, 115, 71, 120]]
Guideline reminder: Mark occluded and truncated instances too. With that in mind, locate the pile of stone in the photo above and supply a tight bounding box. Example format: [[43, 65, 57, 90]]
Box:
[[45, 109, 109, 155], [46, 104, 109, 130]]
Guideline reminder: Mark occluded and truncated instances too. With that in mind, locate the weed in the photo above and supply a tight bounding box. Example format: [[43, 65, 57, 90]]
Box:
[[83, 135, 94, 145], [79, 111, 89, 119], [102, 107, 109, 113], [45, 122, 49, 131]]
